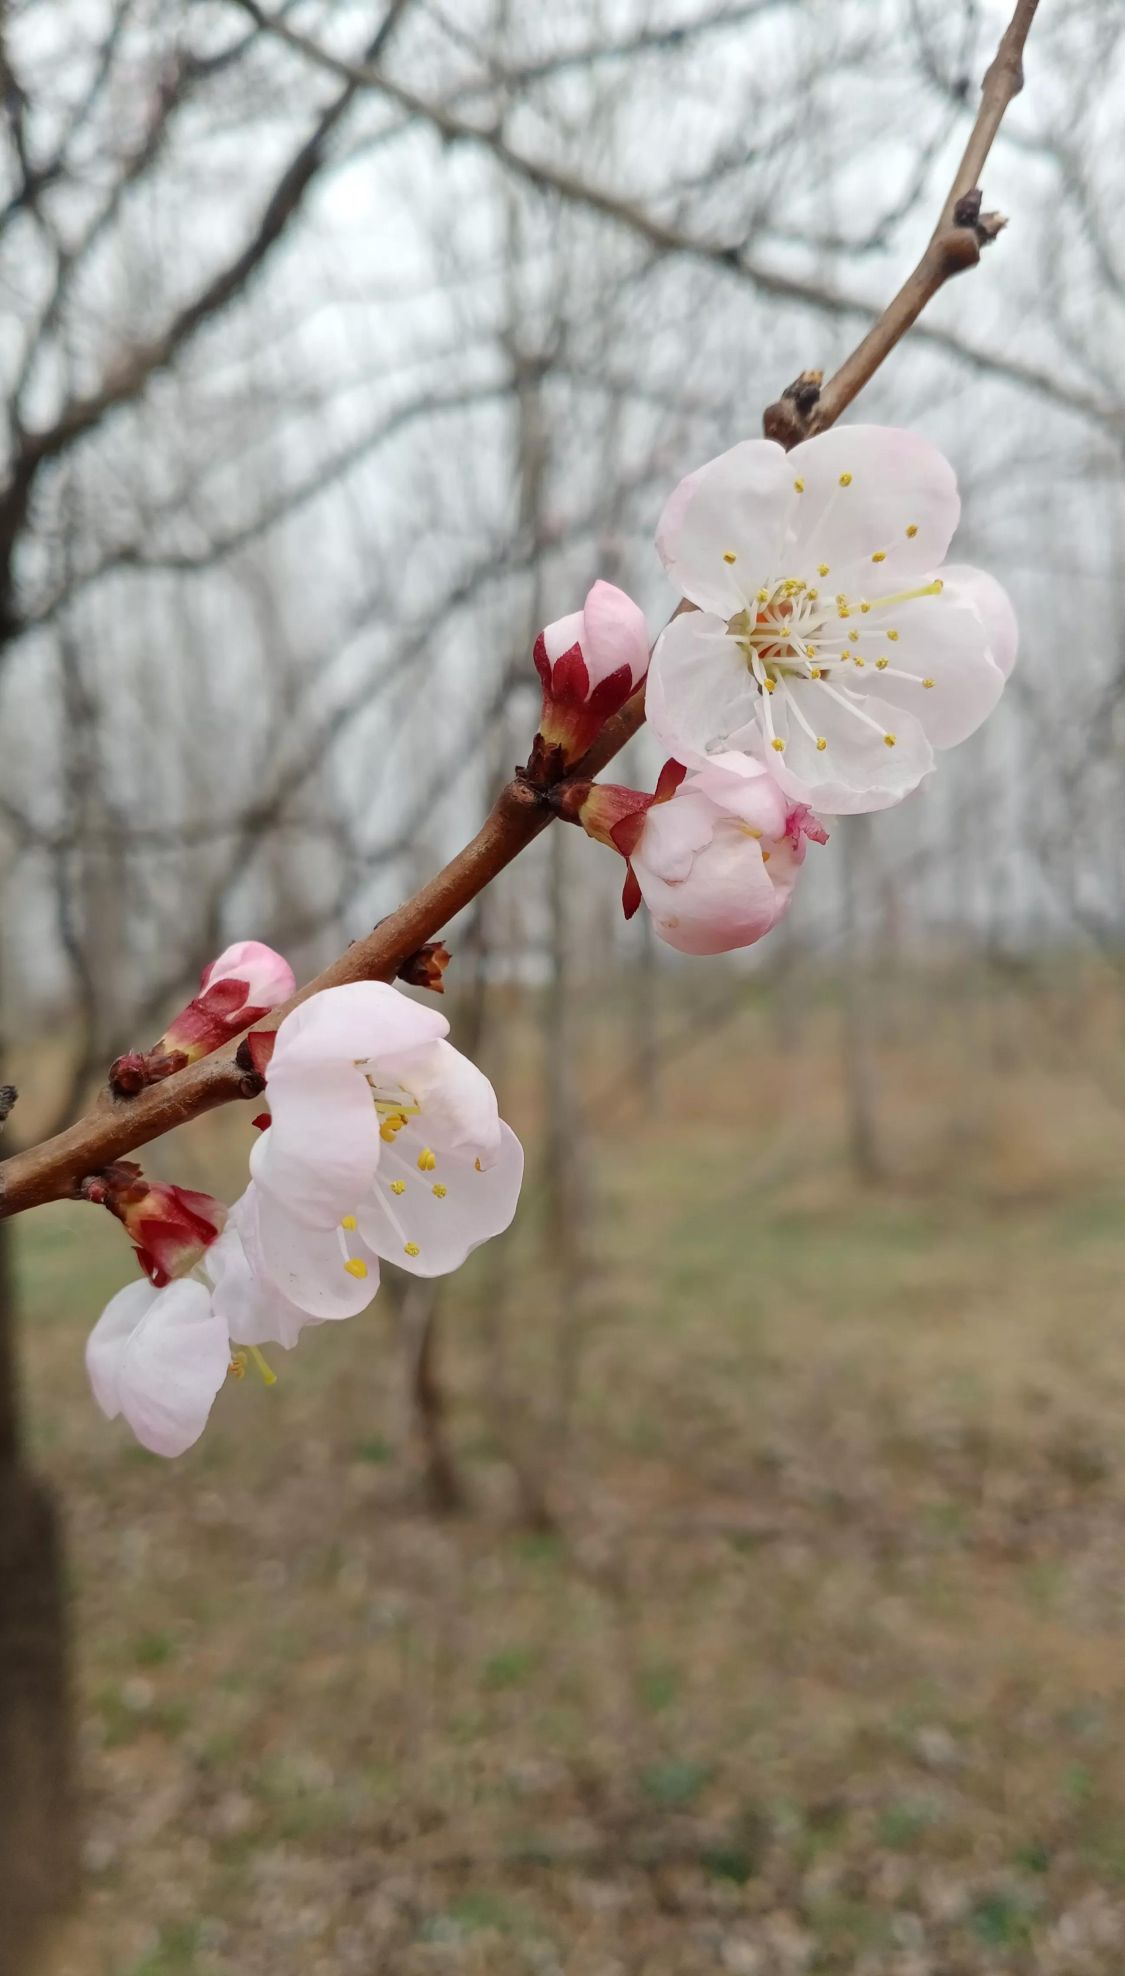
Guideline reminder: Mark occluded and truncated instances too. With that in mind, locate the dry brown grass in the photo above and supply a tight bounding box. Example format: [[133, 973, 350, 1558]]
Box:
[[18, 972, 1125, 1974]]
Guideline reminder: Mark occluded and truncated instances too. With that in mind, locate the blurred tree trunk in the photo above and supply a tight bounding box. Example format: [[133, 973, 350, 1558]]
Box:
[[0, 1207, 78, 1968]]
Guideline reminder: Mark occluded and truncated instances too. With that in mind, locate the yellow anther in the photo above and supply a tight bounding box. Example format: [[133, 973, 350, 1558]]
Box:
[[793, 477, 805, 492], [848, 629, 858, 642], [810, 667, 822, 679], [404, 1242, 421, 1258], [875, 657, 888, 669], [859, 602, 870, 614], [390, 1180, 406, 1195], [871, 551, 886, 563], [818, 563, 829, 576], [761, 850, 771, 863], [854, 656, 865, 668], [764, 678, 775, 693], [806, 644, 816, 657], [343, 1257, 368, 1280], [770, 738, 785, 752], [887, 629, 899, 641], [474, 1159, 482, 1172], [806, 589, 818, 603], [883, 733, 896, 747], [905, 523, 918, 538], [417, 1148, 437, 1172], [432, 1183, 447, 1198], [379, 1118, 405, 1142], [722, 550, 737, 564], [839, 472, 852, 487], [340, 1214, 357, 1231], [228, 1354, 247, 1381], [816, 737, 827, 751], [923, 677, 935, 689], [934, 578, 943, 592], [837, 606, 850, 619], [756, 588, 769, 603]]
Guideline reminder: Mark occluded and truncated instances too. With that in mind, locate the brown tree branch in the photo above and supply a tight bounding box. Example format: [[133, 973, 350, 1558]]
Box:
[[765, 0, 1040, 443], [230, 0, 1106, 431], [0, 0, 1041, 1223]]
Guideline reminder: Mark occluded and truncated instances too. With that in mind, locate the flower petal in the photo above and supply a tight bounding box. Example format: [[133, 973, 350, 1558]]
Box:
[[115, 1279, 231, 1458], [251, 1064, 380, 1225], [635, 790, 721, 883], [858, 595, 1005, 749], [269, 981, 448, 1076], [581, 580, 649, 689], [730, 684, 934, 813], [374, 1038, 505, 1166], [684, 758, 790, 838], [656, 440, 789, 615], [646, 612, 757, 766], [358, 1122, 524, 1277], [939, 563, 1018, 680], [240, 1183, 380, 1321], [784, 425, 960, 585], [633, 815, 781, 955], [86, 1277, 158, 1420]]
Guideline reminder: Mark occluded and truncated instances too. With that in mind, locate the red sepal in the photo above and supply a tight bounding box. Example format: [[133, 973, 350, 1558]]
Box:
[[621, 866, 643, 920], [240, 1029, 277, 1077]]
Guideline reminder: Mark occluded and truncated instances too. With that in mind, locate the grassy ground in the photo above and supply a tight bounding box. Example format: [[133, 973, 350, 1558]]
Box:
[[18, 978, 1125, 1974]]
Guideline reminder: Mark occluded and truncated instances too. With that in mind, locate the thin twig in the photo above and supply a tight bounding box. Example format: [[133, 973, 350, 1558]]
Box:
[[0, 0, 1041, 1223]]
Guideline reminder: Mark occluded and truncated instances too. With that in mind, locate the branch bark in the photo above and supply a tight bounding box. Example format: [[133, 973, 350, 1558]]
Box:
[[0, 0, 1042, 1223]]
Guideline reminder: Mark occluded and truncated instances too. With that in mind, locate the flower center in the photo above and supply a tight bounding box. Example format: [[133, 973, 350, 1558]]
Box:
[[723, 575, 943, 756]]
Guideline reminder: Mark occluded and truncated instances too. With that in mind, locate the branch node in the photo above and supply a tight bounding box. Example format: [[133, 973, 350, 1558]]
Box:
[[0, 1085, 17, 1130], [397, 941, 452, 995], [763, 368, 823, 450]]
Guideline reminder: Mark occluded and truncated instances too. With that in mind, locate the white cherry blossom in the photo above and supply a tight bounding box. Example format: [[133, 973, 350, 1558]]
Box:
[[647, 426, 1016, 814], [247, 982, 523, 1314]]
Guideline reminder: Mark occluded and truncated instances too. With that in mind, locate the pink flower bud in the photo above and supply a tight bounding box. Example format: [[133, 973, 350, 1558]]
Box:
[[80, 1162, 227, 1286], [158, 941, 295, 1063], [526, 581, 649, 783]]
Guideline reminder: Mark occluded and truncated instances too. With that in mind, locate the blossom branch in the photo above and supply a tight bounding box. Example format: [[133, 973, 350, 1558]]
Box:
[[0, 0, 1040, 1224], [765, 0, 1040, 446]]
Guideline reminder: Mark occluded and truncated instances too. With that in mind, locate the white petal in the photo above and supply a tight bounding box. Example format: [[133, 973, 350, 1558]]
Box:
[[580, 580, 650, 688], [939, 564, 1018, 680], [684, 759, 789, 838], [784, 426, 960, 587], [269, 981, 447, 1075], [240, 1183, 380, 1321], [646, 612, 758, 765], [730, 683, 934, 814], [859, 596, 1005, 749], [634, 818, 781, 955], [374, 1038, 504, 1165], [86, 1277, 159, 1420], [655, 440, 789, 615], [115, 1279, 231, 1459], [251, 1064, 379, 1225], [358, 1122, 524, 1278], [542, 609, 584, 665], [209, 1203, 361, 1348]]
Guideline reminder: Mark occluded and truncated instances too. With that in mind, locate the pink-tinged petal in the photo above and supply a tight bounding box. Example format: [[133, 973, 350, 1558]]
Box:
[[86, 1277, 159, 1420], [729, 685, 934, 814], [115, 1278, 231, 1458], [939, 563, 1018, 680], [375, 1040, 504, 1166], [358, 1123, 523, 1278], [269, 981, 448, 1076], [684, 760, 789, 839], [784, 425, 960, 584], [240, 1183, 380, 1320], [857, 595, 1005, 749], [251, 1064, 380, 1225], [210, 1205, 373, 1347], [656, 440, 789, 616], [541, 610, 585, 666], [646, 611, 758, 764], [581, 580, 650, 690], [634, 790, 721, 884], [633, 814, 782, 955], [200, 940, 296, 1005]]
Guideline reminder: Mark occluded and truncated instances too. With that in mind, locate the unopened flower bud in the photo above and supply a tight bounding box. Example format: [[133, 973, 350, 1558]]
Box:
[[79, 1162, 227, 1286], [109, 941, 295, 1097], [525, 580, 649, 785]]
